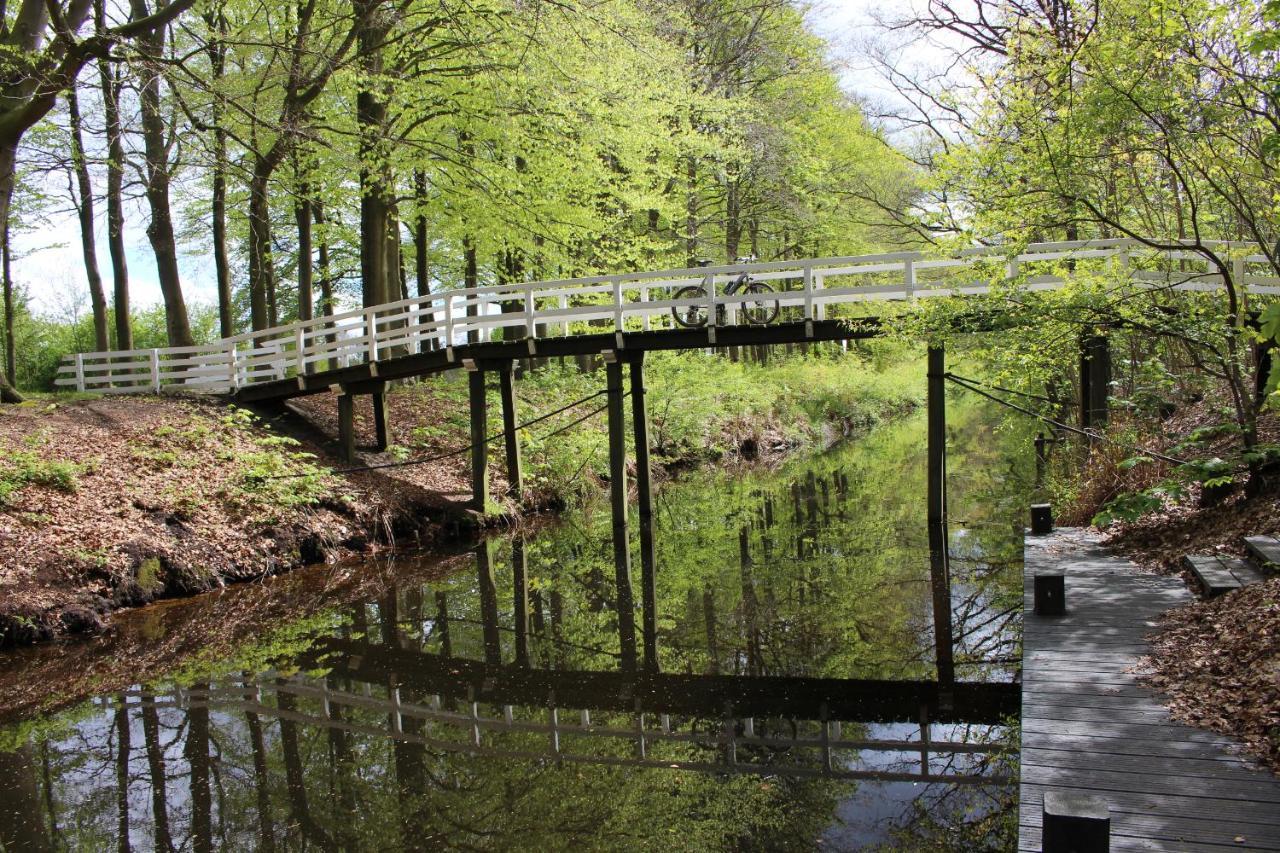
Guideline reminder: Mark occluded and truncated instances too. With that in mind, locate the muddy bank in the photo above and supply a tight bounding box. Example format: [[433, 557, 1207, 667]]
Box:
[[0, 395, 489, 648]]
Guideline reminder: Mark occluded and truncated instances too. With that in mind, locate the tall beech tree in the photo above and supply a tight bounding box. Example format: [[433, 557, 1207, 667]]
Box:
[[65, 81, 109, 351], [130, 0, 196, 347]]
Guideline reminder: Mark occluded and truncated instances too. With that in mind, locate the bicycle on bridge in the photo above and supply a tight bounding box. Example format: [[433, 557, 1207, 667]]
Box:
[[670, 257, 780, 329]]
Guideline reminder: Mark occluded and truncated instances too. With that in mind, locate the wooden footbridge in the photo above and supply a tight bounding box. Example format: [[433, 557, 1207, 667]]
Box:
[[57, 238, 1273, 403], [52, 236, 1274, 498]]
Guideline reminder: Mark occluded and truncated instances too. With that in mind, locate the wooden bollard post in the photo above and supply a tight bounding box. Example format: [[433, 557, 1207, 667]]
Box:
[[1043, 790, 1110, 852], [1031, 503, 1053, 535], [1034, 574, 1066, 616]]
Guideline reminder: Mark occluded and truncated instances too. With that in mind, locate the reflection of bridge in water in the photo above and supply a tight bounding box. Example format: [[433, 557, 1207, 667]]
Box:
[[129, 639, 1017, 787]]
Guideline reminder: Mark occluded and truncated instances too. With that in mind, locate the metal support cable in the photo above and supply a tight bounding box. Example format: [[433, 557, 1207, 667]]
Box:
[[261, 388, 625, 479], [943, 372, 1187, 466], [942, 371, 1058, 406]]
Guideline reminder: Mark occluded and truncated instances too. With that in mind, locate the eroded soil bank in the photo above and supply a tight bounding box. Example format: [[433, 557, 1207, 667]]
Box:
[[0, 395, 481, 647]]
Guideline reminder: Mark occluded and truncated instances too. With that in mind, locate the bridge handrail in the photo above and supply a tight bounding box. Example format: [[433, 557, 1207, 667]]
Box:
[[54, 237, 1273, 393]]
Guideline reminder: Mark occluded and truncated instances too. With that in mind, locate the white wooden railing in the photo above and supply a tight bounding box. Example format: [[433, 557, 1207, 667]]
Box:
[[55, 238, 1278, 394]]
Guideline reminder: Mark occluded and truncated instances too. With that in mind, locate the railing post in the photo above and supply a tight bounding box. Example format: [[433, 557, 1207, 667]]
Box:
[[227, 343, 239, 391], [613, 276, 624, 333], [802, 265, 814, 320], [294, 327, 305, 375], [559, 295, 569, 336], [904, 257, 917, 299], [150, 349, 161, 393], [444, 297, 454, 350], [365, 308, 378, 362], [74, 353, 85, 392], [524, 287, 536, 339], [705, 272, 717, 327], [641, 286, 650, 331]]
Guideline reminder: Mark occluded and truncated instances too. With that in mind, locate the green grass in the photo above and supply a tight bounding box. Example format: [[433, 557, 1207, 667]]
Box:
[[0, 441, 83, 507]]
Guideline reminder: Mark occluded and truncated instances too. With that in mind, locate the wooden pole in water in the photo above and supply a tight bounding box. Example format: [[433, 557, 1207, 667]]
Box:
[[927, 345, 955, 686], [467, 363, 489, 512], [604, 352, 638, 671], [476, 541, 501, 665], [513, 537, 530, 668], [629, 352, 659, 672], [498, 362, 523, 502]]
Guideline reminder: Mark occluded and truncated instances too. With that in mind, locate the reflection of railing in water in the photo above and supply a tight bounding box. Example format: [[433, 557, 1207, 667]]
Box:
[[117, 674, 1011, 786]]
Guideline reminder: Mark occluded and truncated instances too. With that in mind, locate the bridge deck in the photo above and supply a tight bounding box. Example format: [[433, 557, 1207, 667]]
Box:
[[233, 318, 875, 403], [1020, 529, 1280, 851]]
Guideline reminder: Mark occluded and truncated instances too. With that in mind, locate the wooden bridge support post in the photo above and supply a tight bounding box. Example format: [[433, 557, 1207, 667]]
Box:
[[1079, 332, 1111, 432], [497, 363, 523, 502], [513, 537, 530, 669], [927, 345, 956, 687], [476, 541, 502, 665], [337, 392, 356, 464], [466, 363, 490, 512], [629, 352, 659, 672], [372, 387, 390, 451], [604, 352, 638, 671]]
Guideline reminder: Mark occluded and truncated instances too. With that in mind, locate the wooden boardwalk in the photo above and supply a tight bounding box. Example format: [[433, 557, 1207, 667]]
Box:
[[1020, 529, 1280, 852]]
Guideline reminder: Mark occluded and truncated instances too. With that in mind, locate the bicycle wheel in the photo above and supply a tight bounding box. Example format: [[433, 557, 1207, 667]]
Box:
[[741, 281, 779, 325], [671, 285, 709, 328]]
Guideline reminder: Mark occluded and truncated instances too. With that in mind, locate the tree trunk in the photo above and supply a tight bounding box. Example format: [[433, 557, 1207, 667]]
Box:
[[295, 187, 313, 323], [130, 0, 194, 348], [246, 160, 277, 331], [66, 84, 110, 352], [356, 0, 392, 311], [685, 154, 698, 265], [140, 692, 175, 853], [184, 687, 213, 853], [2, 216, 16, 392], [114, 697, 131, 853], [413, 169, 434, 349], [725, 173, 740, 262], [464, 236, 478, 343], [206, 8, 232, 338], [313, 202, 335, 369], [96, 0, 133, 351]]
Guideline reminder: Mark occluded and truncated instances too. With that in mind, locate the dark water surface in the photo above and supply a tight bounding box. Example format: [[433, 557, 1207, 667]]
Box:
[[0, 403, 1030, 851]]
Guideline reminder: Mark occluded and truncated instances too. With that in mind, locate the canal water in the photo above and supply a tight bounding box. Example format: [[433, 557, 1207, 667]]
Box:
[[0, 402, 1031, 851]]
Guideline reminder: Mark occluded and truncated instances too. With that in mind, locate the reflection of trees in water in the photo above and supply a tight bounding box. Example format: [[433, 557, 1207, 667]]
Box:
[[11, 682, 852, 850]]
